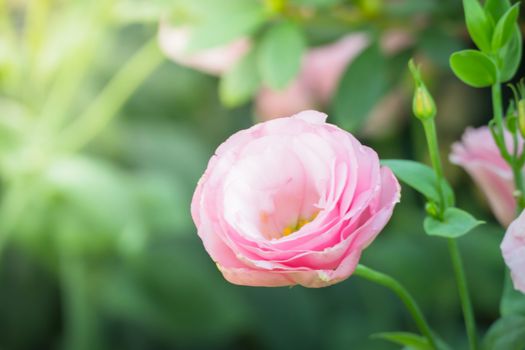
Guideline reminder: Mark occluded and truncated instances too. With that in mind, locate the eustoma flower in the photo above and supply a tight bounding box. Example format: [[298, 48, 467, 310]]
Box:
[[450, 127, 520, 227], [501, 209, 525, 293], [191, 111, 400, 287]]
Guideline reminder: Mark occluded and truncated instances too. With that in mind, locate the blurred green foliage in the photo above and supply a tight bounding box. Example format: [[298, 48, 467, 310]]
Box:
[[0, 0, 522, 349]]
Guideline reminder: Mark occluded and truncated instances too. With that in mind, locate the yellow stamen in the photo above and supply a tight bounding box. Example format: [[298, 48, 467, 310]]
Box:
[[281, 212, 319, 237]]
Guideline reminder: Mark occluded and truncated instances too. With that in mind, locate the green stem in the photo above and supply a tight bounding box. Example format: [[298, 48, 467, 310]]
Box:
[[491, 84, 511, 161], [58, 37, 164, 153], [448, 239, 478, 350], [59, 250, 99, 350], [422, 119, 445, 218], [354, 264, 438, 349], [420, 117, 478, 349]]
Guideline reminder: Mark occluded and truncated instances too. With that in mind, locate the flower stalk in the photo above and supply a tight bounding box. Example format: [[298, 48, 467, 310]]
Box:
[[354, 264, 438, 349], [409, 59, 478, 350]]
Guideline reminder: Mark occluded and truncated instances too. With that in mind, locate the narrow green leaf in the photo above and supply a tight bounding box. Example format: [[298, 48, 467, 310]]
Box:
[[257, 21, 306, 90], [462, 0, 495, 52], [450, 50, 498, 87], [332, 43, 387, 131], [482, 315, 525, 350], [381, 160, 455, 206], [423, 207, 483, 238], [484, 0, 511, 21], [371, 332, 431, 350], [499, 27, 523, 82], [219, 51, 260, 107], [492, 3, 520, 50]]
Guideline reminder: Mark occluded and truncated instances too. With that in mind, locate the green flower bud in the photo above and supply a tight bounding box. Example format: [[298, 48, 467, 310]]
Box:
[[409, 59, 436, 120]]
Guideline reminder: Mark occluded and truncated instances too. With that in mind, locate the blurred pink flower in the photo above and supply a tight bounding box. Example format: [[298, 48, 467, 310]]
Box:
[[158, 22, 250, 75], [450, 127, 518, 227], [191, 110, 400, 287], [255, 34, 369, 119], [501, 209, 525, 293]]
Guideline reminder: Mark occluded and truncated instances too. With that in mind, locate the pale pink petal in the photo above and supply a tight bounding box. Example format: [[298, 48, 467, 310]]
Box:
[[158, 22, 250, 75], [501, 210, 525, 293], [450, 127, 517, 226]]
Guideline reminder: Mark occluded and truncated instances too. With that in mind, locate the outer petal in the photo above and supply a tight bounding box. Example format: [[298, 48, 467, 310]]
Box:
[[158, 22, 250, 75], [450, 127, 516, 226], [501, 209, 525, 293]]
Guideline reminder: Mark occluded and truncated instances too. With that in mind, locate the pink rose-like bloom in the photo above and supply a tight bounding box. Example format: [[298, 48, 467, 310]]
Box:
[[158, 22, 250, 75], [501, 209, 525, 293], [191, 110, 401, 287], [450, 127, 519, 227]]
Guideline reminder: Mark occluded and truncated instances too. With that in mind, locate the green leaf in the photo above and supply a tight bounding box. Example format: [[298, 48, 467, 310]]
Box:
[[449, 50, 498, 87], [499, 27, 523, 82], [371, 332, 431, 350], [500, 270, 525, 317], [484, 0, 511, 21], [424, 207, 483, 238], [186, 2, 266, 51], [219, 50, 260, 107], [462, 0, 495, 52], [257, 21, 306, 90], [332, 43, 387, 131], [482, 315, 525, 350], [492, 4, 520, 50], [381, 160, 455, 207]]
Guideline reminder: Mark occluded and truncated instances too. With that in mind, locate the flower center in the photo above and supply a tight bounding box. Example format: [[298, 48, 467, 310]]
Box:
[[281, 212, 319, 237]]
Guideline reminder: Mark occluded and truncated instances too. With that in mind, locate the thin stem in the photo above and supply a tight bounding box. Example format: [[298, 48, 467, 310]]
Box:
[[420, 117, 478, 349], [492, 84, 511, 161], [422, 119, 445, 218], [58, 37, 164, 153], [354, 264, 438, 349], [448, 239, 478, 350]]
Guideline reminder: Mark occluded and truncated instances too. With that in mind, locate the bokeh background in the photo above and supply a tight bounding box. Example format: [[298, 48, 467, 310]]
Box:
[[0, 0, 522, 349]]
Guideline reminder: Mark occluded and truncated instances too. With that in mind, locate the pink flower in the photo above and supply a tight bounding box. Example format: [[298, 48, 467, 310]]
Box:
[[450, 127, 518, 227], [501, 209, 525, 293], [191, 110, 401, 287], [158, 22, 250, 75]]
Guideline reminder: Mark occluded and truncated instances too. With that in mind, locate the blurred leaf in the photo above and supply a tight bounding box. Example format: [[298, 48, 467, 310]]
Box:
[[419, 28, 464, 68], [186, 1, 266, 51], [500, 271, 525, 317], [482, 315, 525, 350], [491, 4, 520, 51], [484, 0, 511, 21], [381, 160, 455, 207], [257, 21, 305, 90], [450, 50, 497, 87], [462, 0, 494, 52], [498, 27, 522, 82], [423, 207, 483, 238], [97, 242, 250, 344], [385, 0, 437, 17], [332, 43, 387, 131], [291, 0, 344, 7], [133, 171, 193, 235], [371, 332, 431, 349], [16, 157, 141, 256], [219, 50, 260, 107]]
